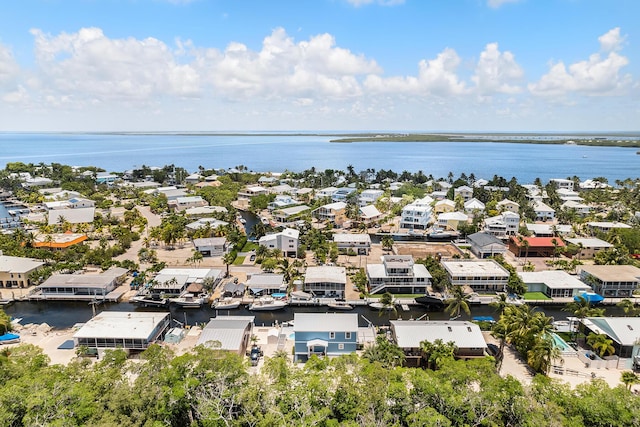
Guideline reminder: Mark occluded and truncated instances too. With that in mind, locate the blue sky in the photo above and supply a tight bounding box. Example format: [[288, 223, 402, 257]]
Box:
[[0, 0, 638, 131]]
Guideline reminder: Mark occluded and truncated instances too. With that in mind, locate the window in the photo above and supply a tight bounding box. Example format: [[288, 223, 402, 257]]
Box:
[[329, 332, 335, 339], [338, 343, 344, 350], [345, 332, 352, 339]]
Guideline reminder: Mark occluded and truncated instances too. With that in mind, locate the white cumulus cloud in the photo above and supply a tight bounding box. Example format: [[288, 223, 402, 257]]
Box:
[[364, 47, 467, 96], [529, 28, 632, 97], [472, 43, 523, 94], [0, 42, 20, 89], [599, 27, 625, 52]]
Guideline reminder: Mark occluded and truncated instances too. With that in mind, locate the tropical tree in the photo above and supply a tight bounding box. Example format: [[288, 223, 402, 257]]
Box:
[[419, 339, 457, 370], [381, 236, 394, 252], [362, 335, 405, 368], [587, 333, 615, 358], [0, 309, 12, 335], [445, 285, 471, 319], [378, 291, 397, 319], [527, 334, 561, 374], [621, 371, 640, 391], [222, 252, 236, 277], [617, 299, 638, 317], [187, 249, 204, 267]]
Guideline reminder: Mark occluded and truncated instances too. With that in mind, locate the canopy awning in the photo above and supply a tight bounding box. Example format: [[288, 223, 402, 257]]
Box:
[[574, 292, 604, 304], [307, 339, 328, 348]]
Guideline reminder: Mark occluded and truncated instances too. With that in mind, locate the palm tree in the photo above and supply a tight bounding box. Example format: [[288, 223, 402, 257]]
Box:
[[381, 236, 394, 252], [222, 252, 235, 278], [489, 293, 509, 317], [419, 339, 457, 370], [445, 285, 471, 319], [617, 299, 637, 317], [621, 371, 640, 391], [587, 333, 615, 358], [527, 334, 561, 375], [378, 292, 397, 320]]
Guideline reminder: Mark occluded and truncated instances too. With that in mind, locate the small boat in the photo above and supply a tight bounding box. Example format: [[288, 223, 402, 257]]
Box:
[[369, 301, 396, 310], [0, 333, 20, 345], [131, 295, 170, 308], [0, 298, 14, 306], [261, 217, 270, 225], [212, 297, 241, 310], [248, 296, 287, 311], [327, 300, 353, 310], [170, 293, 206, 308], [414, 294, 445, 310]]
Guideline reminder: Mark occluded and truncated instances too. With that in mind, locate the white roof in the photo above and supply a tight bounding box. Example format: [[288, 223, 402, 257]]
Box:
[[464, 198, 485, 209], [74, 311, 170, 340], [360, 205, 382, 219], [533, 200, 554, 212], [438, 211, 468, 221], [0, 255, 44, 274], [518, 270, 591, 290], [333, 233, 371, 244], [525, 223, 572, 235], [48, 207, 95, 225], [582, 317, 640, 346], [442, 260, 509, 278], [305, 266, 346, 284], [294, 313, 358, 332], [435, 199, 455, 207], [587, 221, 632, 229], [565, 238, 613, 248], [157, 267, 222, 283], [497, 199, 519, 207], [185, 206, 228, 215], [197, 316, 255, 351], [391, 320, 487, 349], [320, 201, 347, 211], [249, 273, 284, 286], [580, 265, 640, 282]]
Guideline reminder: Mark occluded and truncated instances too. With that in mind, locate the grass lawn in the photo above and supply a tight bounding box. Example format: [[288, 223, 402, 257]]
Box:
[[233, 256, 246, 265], [523, 292, 551, 301], [241, 241, 259, 252]]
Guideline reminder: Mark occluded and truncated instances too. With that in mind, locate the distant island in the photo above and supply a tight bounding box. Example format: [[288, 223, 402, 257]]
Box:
[[329, 133, 640, 147]]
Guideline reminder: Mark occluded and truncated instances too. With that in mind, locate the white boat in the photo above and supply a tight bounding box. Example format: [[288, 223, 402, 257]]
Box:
[[327, 301, 353, 310], [171, 293, 206, 308], [212, 297, 241, 310], [248, 297, 287, 311], [261, 217, 270, 225], [369, 301, 396, 310], [131, 295, 170, 308]]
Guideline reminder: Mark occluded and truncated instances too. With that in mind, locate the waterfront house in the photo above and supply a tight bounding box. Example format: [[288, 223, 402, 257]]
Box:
[[523, 185, 547, 202], [557, 188, 583, 202], [273, 205, 310, 224], [304, 266, 346, 298], [561, 200, 592, 216], [0, 254, 45, 288], [184, 205, 228, 217], [268, 195, 300, 210], [390, 320, 488, 367], [508, 236, 566, 257], [518, 270, 591, 298], [193, 237, 228, 257], [433, 199, 456, 214], [45, 197, 96, 225], [33, 267, 128, 301], [312, 202, 347, 226], [237, 185, 268, 200], [293, 313, 358, 362], [579, 317, 640, 359], [466, 232, 507, 258], [437, 211, 468, 231], [95, 172, 118, 185], [532, 200, 555, 222], [333, 233, 371, 255], [258, 228, 299, 258], [152, 267, 223, 297], [579, 179, 611, 190], [74, 311, 171, 355], [331, 187, 357, 203], [197, 316, 255, 355], [496, 199, 520, 213], [578, 265, 640, 298], [366, 255, 431, 295], [269, 184, 294, 195], [247, 273, 287, 295], [565, 238, 614, 259], [186, 217, 229, 232], [315, 187, 339, 200], [454, 185, 473, 202], [400, 196, 433, 230], [442, 259, 509, 292], [483, 211, 519, 238]]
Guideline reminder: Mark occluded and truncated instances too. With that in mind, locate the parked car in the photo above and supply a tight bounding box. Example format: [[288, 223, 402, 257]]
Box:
[[250, 345, 262, 366]]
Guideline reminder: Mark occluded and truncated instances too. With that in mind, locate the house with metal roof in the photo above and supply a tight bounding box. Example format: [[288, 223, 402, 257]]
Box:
[[247, 273, 287, 296], [579, 317, 640, 360], [466, 232, 507, 258], [518, 270, 591, 298], [390, 320, 488, 367], [193, 237, 228, 257], [258, 228, 299, 257], [74, 311, 171, 355], [366, 255, 431, 295], [197, 316, 255, 355], [442, 259, 509, 292], [508, 236, 566, 257], [31, 266, 128, 301], [578, 265, 640, 298], [565, 238, 613, 259], [333, 233, 371, 255], [293, 313, 358, 361], [304, 266, 346, 298]]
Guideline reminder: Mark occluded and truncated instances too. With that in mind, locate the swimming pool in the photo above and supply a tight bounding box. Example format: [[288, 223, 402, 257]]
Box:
[[550, 333, 573, 352]]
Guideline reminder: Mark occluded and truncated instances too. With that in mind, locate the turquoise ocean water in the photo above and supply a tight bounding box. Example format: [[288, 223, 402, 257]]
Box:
[[0, 132, 638, 182]]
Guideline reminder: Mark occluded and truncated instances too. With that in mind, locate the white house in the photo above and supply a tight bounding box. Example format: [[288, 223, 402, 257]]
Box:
[[518, 270, 591, 298], [483, 211, 519, 238], [193, 237, 228, 257], [333, 233, 371, 255], [304, 266, 347, 298], [312, 201, 346, 225], [237, 186, 268, 199], [496, 199, 520, 213], [463, 198, 485, 214], [315, 187, 339, 199], [586, 221, 632, 234], [561, 200, 592, 216], [442, 259, 509, 292], [359, 205, 383, 224], [550, 178, 574, 191], [172, 196, 208, 211], [400, 196, 433, 230], [359, 189, 384, 206], [258, 228, 299, 257], [454, 185, 473, 202], [366, 255, 431, 295], [533, 200, 555, 222], [565, 238, 614, 259]]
